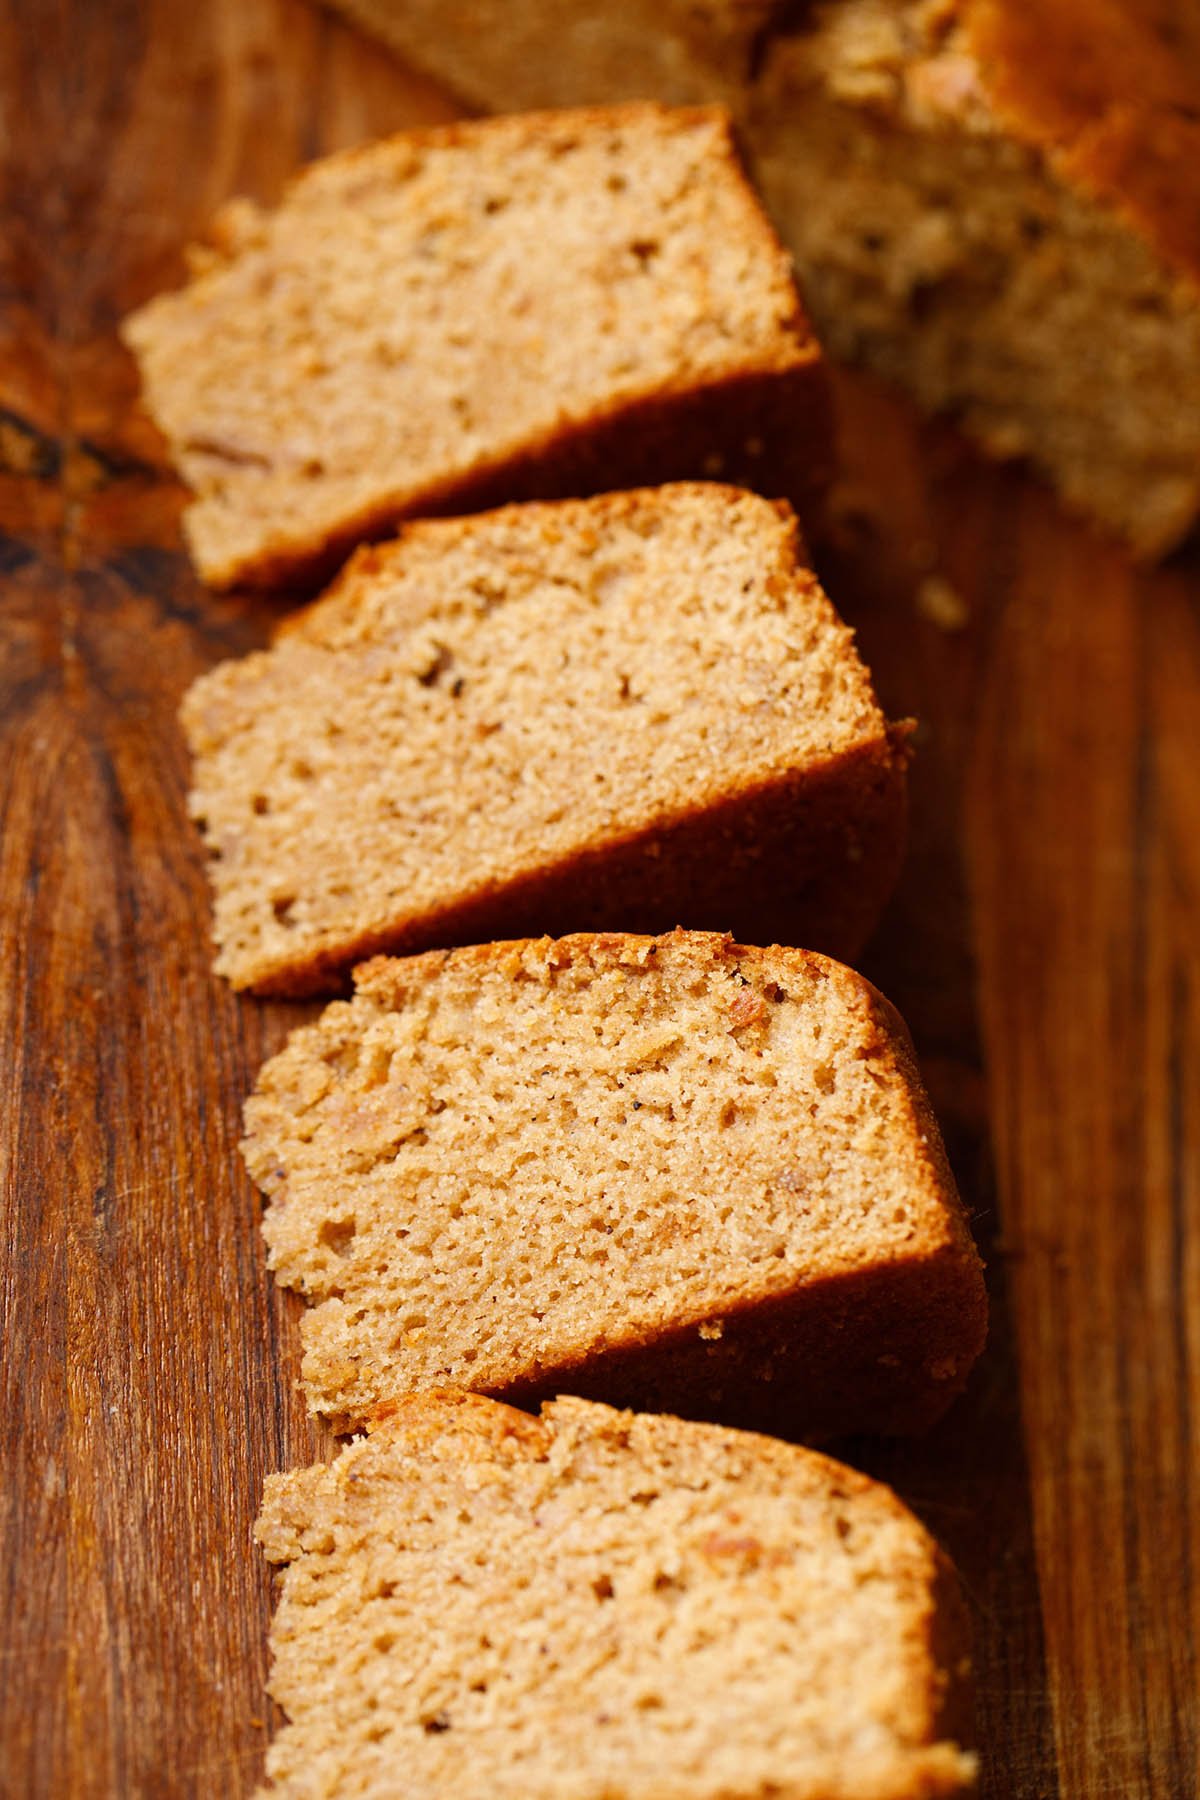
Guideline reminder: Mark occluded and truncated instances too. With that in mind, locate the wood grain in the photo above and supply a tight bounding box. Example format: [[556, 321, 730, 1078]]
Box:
[[0, 2, 1196, 1795]]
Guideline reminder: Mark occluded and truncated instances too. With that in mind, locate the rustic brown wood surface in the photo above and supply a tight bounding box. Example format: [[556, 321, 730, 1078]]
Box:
[[1, 2, 1196, 1794]]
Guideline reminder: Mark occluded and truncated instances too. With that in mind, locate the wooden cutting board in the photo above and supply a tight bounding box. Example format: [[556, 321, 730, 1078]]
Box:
[[1, 2, 1196, 1793]]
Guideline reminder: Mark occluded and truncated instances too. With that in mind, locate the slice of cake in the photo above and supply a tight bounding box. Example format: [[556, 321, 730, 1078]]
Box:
[[122, 104, 831, 590], [243, 929, 987, 1437], [255, 1392, 978, 1798], [182, 485, 908, 996]]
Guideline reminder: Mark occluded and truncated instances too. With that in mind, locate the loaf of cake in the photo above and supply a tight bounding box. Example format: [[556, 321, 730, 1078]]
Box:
[[182, 485, 908, 995], [255, 1392, 977, 1798], [242, 929, 987, 1438], [337, 0, 1200, 556], [757, 0, 1200, 556], [122, 104, 831, 590]]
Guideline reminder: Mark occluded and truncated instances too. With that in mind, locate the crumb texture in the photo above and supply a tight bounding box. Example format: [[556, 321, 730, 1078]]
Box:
[[757, 0, 1200, 554], [123, 104, 820, 587], [243, 929, 985, 1433], [255, 1393, 977, 1798], [183, 485, 904, 995]]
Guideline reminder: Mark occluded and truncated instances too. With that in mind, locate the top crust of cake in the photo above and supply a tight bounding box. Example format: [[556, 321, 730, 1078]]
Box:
[[255, 1391, 977, 1798], [122, 103, 822, 589], [961, 0, 1200, 286], [784, 0, 1200, 289]]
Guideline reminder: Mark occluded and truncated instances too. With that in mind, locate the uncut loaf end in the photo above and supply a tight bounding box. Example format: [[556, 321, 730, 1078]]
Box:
[[183, 485, 909, 997], [243, 929, 986, 1439], [756, 0, 1200, 558], [255, 1392, 977, 1798], [122, 103, 831, 590]]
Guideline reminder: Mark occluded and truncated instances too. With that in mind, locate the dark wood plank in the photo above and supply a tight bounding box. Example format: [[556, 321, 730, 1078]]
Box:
[[1, 2, 1197, 1795], [825, 370, 1200, 1795], [819, 376, 1061, 1800], [965, 504, 1200, 1797], [1, 5, 456, 1794]]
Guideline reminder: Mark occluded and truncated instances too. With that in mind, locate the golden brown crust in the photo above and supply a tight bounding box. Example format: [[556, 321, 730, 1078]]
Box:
[[363, 1386, 557, 1459], [963, 0, 1200, 288]]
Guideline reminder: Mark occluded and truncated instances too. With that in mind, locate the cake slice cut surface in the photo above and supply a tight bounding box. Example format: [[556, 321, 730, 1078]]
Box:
[[243, 929, 986, 1437], [122, 103, 830, 589], [183, 484, 908, 996], [255, 1392, 977, 1798]]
